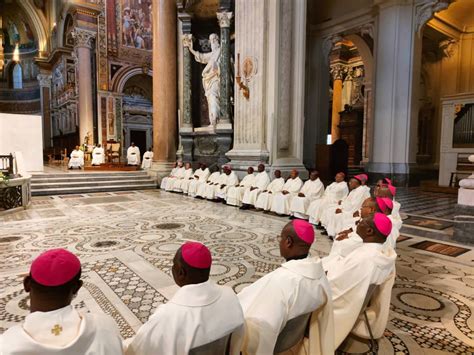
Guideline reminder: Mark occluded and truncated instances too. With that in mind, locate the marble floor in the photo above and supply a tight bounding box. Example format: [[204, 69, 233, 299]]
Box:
[[0, 190, 473, 354]]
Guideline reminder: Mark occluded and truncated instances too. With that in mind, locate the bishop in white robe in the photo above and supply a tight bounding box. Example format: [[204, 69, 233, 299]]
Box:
[[166, 163, 185, 192], [68, 146, 84, 169], [0, 249, 124, 355], [325, 214, 396, 348], [91, 145, 105, 166], [176, 163, 194, 193], [160, 162, 178, 190], [290, 171, 325, 219], [141, 148, 154, 169], [188, 164, 210, 197], [216, 167, 239, 200], [271, 170, 303, 215], [197, 169, 220, 198], [226, 167, 255, 206], [254, 170, 285, 211], [125, 242, 244, 355], [233, 220, 334, 355], [126, 143, 140, 166], [308, 173, 349, 225], [241, 164, 270, 209], [204, 169, 229, 200]]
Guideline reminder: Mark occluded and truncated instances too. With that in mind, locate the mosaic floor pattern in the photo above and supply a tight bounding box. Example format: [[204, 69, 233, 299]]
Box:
[[0, 190, 473, 354]]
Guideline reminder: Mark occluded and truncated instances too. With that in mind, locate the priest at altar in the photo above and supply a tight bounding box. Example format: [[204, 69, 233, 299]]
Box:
[[126, 143, 140, 166], [68, 146, 84, 169], [254, 170, 285, 211], [270, 169, 303, 215], [0, 249, 123, 354], [125, 242, 244, 354], [91, 144, 105, 166], [141, 148, 153, 170], [233, 220, 334, 354], [240, 164, 270, 210], [289, 170, 324, 219], [226, 167, 255, 207], [188, 163, 210, 197]]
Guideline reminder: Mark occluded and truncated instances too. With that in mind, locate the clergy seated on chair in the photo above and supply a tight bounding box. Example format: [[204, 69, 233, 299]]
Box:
[[165, 161, 184, 192], [290, 170, 325, 220], [68, 145, 84, 170], [91, 144, 105, 166], [233, 220, 334, 355], [227, 167, 255, 207], [375, 183, 401, 221], [0, 249, 124, 355], [196, 166, 220, 199], [141, 148, 154, 170], [216, 166, 239, 202], [308, 172, 349, 226], [240, 164, 271, 210], [204, 166, 229, 200], [127, 142, 140, 166], [320, 174, 371, 238], [254, 170, 285, 211], [188, 163, 211, 197], [323, 213, 396, 349], [377, 196, 402, 250], [177, 162, 194, 193], [170, 162, 190, 192], [125, 242, 244, 355], [160, 161, 178, 190], [270, 169, 303, 216]]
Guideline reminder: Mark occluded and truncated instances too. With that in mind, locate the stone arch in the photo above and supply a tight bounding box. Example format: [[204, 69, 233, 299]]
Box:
[[16, 0, 48, 54], [112, 66, 153, 93]]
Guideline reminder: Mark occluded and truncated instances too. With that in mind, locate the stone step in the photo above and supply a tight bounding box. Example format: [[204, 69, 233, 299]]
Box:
[[31, 184, 157, 196], [32, 175, 152, 184], [31, 179, 156, 190], [31, 171, 148, 179]]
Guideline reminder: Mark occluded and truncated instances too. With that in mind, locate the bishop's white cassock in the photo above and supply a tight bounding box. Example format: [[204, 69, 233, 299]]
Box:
[[125, 280, 244, 355], [216, 171, 239, 200], [0, 305, 123, 355], [385, 213, 403, 249], [166, 166, 185, 191], [188, 168, 210, 197], [322, 185, 371, 237], [226, 173, 255, 206], [241, 171, 270, 206], [177, 167, 194, 193], [197, 171, 220, 198], [127, 146, 140, 166], [160, 166, 179, 190], [204, 172, 228, 200], [308, 181, 349, 225], [254, 177, 285, 210], [322, 232, 364, 272], [290, 178, 325, 219], [271, 177, 303, 215], [141, 151, 153, 169], [233, 257, 334, 355], [326, 242, 397, 348], [68, 149, 84, 169], [91, 147, 105, 166]]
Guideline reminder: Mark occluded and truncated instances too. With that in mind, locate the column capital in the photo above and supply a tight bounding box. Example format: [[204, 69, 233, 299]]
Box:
[[37, 74, 52, 87], [415, 0, 453, 36], [330, 64, 346, 81], [217, 11, 233, 28], [72, 28, 96, 49]]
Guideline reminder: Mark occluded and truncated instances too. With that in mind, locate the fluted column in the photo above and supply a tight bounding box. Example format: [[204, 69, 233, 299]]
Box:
[[217, 11, 233, 126], [152, 0, 177, 173], [330, 65, 344, 142], [73, 28, 95, 146], [37, 74, 52, 148]]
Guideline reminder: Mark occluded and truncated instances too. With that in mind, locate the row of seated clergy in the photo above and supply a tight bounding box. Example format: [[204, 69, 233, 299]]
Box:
[[0, 215, 397, 354]]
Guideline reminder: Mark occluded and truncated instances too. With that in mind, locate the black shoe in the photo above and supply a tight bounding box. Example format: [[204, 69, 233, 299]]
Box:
[[328, 235, 334, 241], [321, 230, 328, 236], [315, 224, 324, 230]]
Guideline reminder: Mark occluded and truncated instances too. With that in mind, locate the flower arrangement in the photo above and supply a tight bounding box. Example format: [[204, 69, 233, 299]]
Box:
[[0, 172, 9, 185]]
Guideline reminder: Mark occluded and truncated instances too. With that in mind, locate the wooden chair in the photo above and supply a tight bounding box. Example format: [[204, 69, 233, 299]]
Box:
[[107, 142, 121, 164], [274, 312, 312, 353], [449, 153, 474, 187], [189, 333, 232, 355]]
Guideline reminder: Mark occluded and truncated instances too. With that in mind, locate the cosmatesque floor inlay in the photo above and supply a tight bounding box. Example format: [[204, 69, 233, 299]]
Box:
[[0, 190, 472, 354]]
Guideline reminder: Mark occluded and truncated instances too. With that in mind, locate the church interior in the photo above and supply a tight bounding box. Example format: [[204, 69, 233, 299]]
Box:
[[0, 0, 473, 354]]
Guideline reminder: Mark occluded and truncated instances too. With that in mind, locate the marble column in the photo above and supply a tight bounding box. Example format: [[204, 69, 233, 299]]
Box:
[[37, 74, 52, 148], [330, 65, 344, 143], [151, 0, 177, 177], [73, 28, 96, 146], [217, 11, 233, 127]]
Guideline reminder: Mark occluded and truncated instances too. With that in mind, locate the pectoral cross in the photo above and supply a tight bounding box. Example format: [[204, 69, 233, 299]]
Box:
[[51, 324, 63, 336]]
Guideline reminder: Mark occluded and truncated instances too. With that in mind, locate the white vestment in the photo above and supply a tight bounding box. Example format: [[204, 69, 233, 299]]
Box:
[[216, 172, 239, 200], [204, 172, 228, 200], [0, 305, 123, 355], [234, 257, 334, 355], [127, 146, 140, 165], [125, 280, 244, 355], [322, 185, 371, 237], [308, 181, 349, 225], [241, 171, 270, 206], [141, 151, 153, 169], [177, 168, 194, 193], [326, 243, 397, 348], [322, 232, 364, 272], [160, 167, 179, 190], [68, 150, 84, 168], [91, 147, 105, 166], [384, 214, 403, 249], [188, 168, 210, 197], [271, 177, 304, 215], [167, 166, 185, 191], [290, 178, 325, 219], [226, 173, 256, 206], [197, 171, 220, 198], [254, 177, 285, 210]]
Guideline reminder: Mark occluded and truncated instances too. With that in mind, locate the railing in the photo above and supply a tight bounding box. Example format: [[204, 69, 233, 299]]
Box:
[[453, 103, 474, 147]]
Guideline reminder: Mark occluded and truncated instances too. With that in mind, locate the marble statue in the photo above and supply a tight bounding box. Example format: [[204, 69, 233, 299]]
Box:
[[184, 34, 221, 127]]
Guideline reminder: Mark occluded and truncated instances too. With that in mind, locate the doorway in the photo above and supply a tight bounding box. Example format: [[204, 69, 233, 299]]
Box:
[[130, 130, 147, 160]]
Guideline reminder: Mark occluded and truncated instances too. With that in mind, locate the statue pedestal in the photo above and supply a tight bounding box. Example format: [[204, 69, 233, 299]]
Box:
[[453, 155, 474, 244]]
